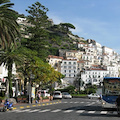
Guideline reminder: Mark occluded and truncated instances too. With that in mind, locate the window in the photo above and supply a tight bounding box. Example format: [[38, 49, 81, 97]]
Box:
[[73, 66, 76, 69], [69, 66, 71, 68], [64, 70, 66, 73], [69, 74, 71, 77], [73, 62, 76, 65], [64, 66, 67, 68], [69, 70, 71, 73], [69, 62, 71, 64], [64, 62, 66, 64]]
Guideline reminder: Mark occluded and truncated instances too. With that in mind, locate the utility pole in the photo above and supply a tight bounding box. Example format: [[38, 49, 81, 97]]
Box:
[[28, 80, 31, 104], [79, 71, 81, 94]]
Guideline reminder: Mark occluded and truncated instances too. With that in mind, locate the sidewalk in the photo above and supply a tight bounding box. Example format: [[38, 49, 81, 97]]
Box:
[[0, 100, 61, 111]]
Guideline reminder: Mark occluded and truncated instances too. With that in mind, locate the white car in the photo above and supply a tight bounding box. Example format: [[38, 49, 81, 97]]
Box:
[[88, 93, 100, 99], [62, 92, 72, 99], [53, 91, 62, 99], [38, 90, 50, 97]]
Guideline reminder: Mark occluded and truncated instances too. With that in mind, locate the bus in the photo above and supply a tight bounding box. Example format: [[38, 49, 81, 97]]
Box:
[[102, 77, 120, 109]]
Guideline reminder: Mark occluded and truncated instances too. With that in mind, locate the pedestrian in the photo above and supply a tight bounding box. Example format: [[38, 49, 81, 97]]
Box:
[[116, 95, 120, 115], [37, 91, 41, 103]]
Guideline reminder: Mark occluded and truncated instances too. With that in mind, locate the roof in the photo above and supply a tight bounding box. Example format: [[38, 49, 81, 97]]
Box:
[[77, 60, 85, 63], [48, 55, 63, 59]]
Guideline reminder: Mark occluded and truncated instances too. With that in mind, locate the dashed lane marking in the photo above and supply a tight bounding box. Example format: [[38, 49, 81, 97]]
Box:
[[100, 111, 108, 114], [51, 109, 61, 112], [88, 111, 95, 113], [29, 109, 40, 112], [63, 110, 73, 113], [76, 110, 85, 113], [22, 109, 31, 112], [39, 109, 51, 113]]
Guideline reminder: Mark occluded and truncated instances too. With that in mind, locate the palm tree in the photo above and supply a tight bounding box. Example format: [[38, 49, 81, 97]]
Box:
[[0, 45, 24, 97], [0, 0, 20, 49]]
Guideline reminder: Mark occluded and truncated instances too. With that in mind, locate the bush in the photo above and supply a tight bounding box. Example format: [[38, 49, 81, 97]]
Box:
[[56, 85, 75, 94]]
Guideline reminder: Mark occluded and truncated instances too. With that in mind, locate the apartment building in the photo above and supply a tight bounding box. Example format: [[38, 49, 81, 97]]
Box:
[[60, 59, 77, 84], [82, 67, 109, 86], [47, 55, 63, 71]]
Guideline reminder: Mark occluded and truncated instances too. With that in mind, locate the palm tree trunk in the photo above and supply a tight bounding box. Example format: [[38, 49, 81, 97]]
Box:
[[8, 63, 13, 98]]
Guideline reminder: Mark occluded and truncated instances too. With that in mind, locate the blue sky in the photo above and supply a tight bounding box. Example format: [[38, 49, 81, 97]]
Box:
[[10, 0, 120, 53]]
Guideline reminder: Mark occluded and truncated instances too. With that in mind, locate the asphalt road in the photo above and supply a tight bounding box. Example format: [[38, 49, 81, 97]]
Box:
[[0, 98, 120, 120]]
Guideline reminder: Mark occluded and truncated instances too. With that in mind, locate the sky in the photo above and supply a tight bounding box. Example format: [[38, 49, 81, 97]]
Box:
[[10, 0, 120, 54]]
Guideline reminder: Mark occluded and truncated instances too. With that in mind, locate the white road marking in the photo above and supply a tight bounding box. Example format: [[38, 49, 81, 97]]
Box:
[[100, 111, 108, 114], [51, 109, 61, 112], [39, 109, 51, 112], [74, 102, 79, 103], [63, 102, 68, 103], [88, 111, 95, 113], [80, 102, 84, 103], [22, 109, 31, 112], [76, 110, 85, 113], [63, 110, 73, 113], [29, 109, 40, 112]]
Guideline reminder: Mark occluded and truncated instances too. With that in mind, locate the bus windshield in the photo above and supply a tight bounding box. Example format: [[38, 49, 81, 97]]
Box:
[[103, 78, 120, 95]]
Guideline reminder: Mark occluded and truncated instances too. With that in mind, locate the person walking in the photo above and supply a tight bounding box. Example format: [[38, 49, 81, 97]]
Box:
[[116, 95, 120, 115], [37, 91, 41, 103]]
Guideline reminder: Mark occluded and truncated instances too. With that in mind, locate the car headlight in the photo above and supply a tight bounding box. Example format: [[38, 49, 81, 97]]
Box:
[[102, 102, 106, 105]]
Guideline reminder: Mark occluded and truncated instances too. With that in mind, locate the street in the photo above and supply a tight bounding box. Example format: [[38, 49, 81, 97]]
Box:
[[0, 98, 120, 120]]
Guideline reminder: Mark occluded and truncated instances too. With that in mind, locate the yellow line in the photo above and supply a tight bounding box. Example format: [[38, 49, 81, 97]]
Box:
[[26, 106, 30, 108], [46, 103, 49, 105], [42, 104, 45, 106], [50, 103, 52, 104], [38, 104, 41, 106], [20, 106, 24, 109], [13, 107, 17, 110], [32, 105, 36, 107]]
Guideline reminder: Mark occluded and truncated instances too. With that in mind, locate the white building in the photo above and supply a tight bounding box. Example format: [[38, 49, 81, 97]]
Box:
[[60, 59, 77, 84], [47, 55, 63, 71], [81, 67, 109, 86], [0, 63, 17, 90]]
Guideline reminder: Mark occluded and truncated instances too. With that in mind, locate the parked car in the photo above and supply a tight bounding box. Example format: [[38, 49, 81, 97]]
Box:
[[62, 92, 72, 99], [38, 90, 50, 97], [53, 91, 62, 99], [88, 93, 100, 99]]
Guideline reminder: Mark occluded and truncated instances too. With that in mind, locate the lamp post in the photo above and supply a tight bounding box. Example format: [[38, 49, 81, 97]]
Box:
[[28, 74, 34, 104], [28, 81, 31, 104]]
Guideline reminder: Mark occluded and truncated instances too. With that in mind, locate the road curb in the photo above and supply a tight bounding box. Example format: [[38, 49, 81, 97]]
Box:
[[6, 100, 61, 111]]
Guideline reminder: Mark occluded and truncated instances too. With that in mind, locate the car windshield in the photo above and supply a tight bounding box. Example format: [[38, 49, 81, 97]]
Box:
[[54, 93, 60, 95], [63, 92, 69, 95]]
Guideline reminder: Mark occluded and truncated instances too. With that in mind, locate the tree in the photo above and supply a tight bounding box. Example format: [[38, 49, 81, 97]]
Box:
[[0, 0, 20, 49], [16, 48, 63, 91], [0, 45, 25, 97], [25, 2, 51, 60], [59, 23, 75, 33]]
